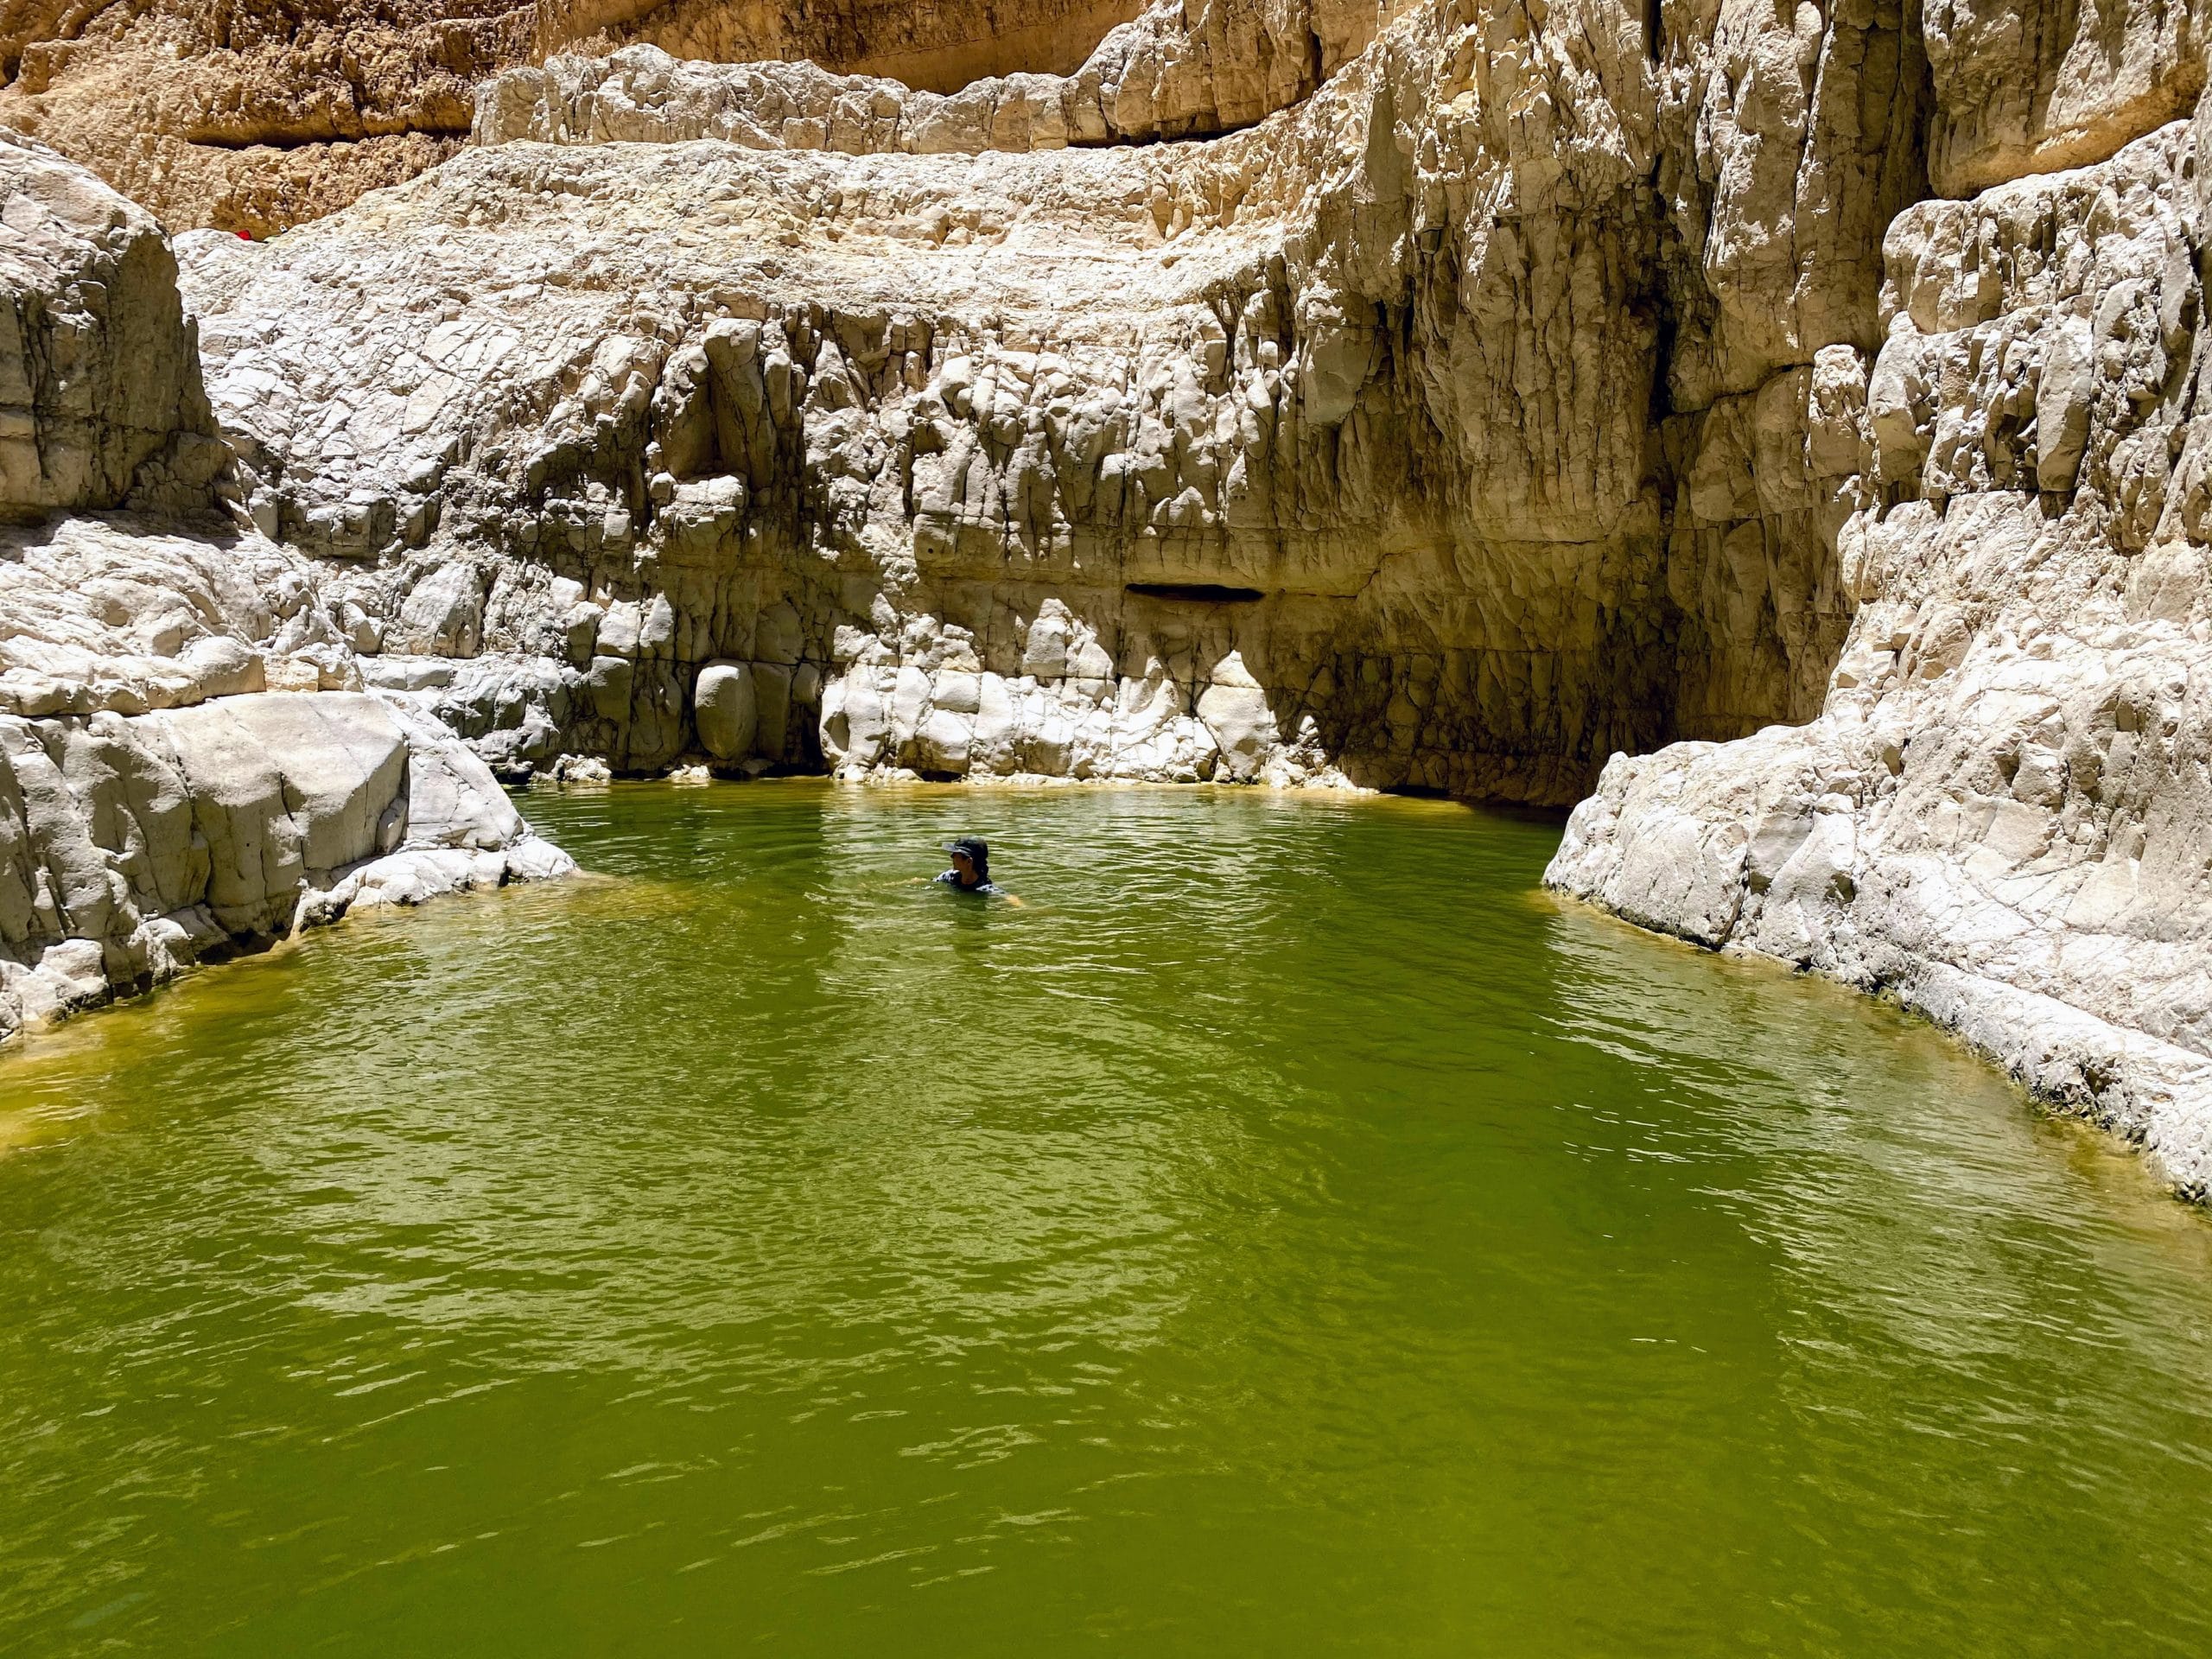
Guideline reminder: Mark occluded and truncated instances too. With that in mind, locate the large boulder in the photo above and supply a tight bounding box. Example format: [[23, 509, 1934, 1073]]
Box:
[[0, 129, 226, 517], [156, 692, 412, 932], [694, 661, 758, 760]]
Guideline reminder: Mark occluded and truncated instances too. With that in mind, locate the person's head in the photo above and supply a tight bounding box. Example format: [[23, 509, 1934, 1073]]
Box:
[[944, 836, 990, 887]]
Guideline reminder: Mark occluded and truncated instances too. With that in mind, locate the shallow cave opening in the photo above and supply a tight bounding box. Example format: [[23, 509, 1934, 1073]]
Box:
[[1124, 582, 1267, 603]]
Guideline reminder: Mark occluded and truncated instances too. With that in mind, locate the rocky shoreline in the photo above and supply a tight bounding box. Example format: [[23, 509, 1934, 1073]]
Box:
[[1545, 119, 2212, 1196], [1, 0, 2209, 1190], [0, 138, 569, 1048]]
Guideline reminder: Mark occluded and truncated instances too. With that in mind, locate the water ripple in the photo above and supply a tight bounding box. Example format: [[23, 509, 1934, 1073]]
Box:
[[0, 782, 2209, 1655]]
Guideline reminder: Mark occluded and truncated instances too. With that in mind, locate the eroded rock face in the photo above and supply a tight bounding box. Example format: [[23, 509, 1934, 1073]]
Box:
[[538, 0, 1157, 94], [1923, 0, 2204, 194], [175, 0, 1918, 802], [0, 143, 570, 1046], [0, 130, 229, 515], [1548, 118, 2212, 1192], [480, 0, 1391, 156], [0, 514, 358, 715], [0, 514, 575, 1046], [0, 0, 520, 238]]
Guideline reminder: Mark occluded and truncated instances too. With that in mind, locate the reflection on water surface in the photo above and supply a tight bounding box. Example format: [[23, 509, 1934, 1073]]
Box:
[[2, 781, 2208, 1656]]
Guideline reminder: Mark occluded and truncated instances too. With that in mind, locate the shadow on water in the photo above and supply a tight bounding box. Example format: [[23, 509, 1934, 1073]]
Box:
[[0, 779, 2208, 1656]]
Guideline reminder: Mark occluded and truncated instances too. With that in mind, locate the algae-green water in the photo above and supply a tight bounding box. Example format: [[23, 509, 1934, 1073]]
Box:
[[3, 783, 2210, 1656]]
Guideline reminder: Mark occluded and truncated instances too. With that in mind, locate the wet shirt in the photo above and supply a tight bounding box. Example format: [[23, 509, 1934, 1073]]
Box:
[[935, 871, 1001, 895]]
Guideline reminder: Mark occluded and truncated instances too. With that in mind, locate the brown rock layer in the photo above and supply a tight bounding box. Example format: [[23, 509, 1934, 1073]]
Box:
[[0, 0, 1289, 233], [0, 0, 527, 232]]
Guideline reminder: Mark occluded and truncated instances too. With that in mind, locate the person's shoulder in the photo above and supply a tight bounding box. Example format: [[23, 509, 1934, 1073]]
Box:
[[932, 869, 956, 885]]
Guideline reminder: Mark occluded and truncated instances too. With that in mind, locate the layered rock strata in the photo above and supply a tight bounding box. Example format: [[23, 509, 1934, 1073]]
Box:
[[0, 0, 524, 238], [480, 0, 1394, 156], [0, 132, 229, 516], [0, 132, 569, 1046], [537, 0, 1152, 92], [0, 0, 1367, 234]]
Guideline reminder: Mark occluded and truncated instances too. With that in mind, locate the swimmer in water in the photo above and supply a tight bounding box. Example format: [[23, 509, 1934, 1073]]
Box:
[[936, 836, 1022, 904]]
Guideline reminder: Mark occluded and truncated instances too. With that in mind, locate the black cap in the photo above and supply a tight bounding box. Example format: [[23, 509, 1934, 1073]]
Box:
[[944, 836, 991, 880]]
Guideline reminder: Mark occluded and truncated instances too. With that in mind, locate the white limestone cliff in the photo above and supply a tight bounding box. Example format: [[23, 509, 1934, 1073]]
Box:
[[176, 0, 1894, 802], [0, 133, 570, 1046], [4, 0, 2212, 1194], [1548, 108, 2212, 1192]]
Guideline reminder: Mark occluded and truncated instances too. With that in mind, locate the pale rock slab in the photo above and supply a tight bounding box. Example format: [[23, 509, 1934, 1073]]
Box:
[[0, 514, 359, 717], [0, 690, 574, 1044]]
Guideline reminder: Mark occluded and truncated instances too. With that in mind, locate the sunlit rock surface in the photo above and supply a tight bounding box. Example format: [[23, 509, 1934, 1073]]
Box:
[[1548, 118, 2212, 1192], [0, 135, 568, 1044], [4, 0, 2212, 1182], [179, 0, 1902, 802]]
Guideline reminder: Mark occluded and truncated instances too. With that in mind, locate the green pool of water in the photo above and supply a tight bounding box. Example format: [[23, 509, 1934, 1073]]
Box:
[[3, 782, 2209, 1655]]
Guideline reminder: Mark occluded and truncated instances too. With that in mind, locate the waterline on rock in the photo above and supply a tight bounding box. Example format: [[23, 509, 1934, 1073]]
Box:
[[3, 784, 2211, 1653]]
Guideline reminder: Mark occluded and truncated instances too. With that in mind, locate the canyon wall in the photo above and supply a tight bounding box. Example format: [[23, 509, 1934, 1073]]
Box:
[[171, 0, 1910, 802], [1, 0, 2209, 1181], [0, 130, 568, 1044], [1549, 107, 2212, 1192]]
